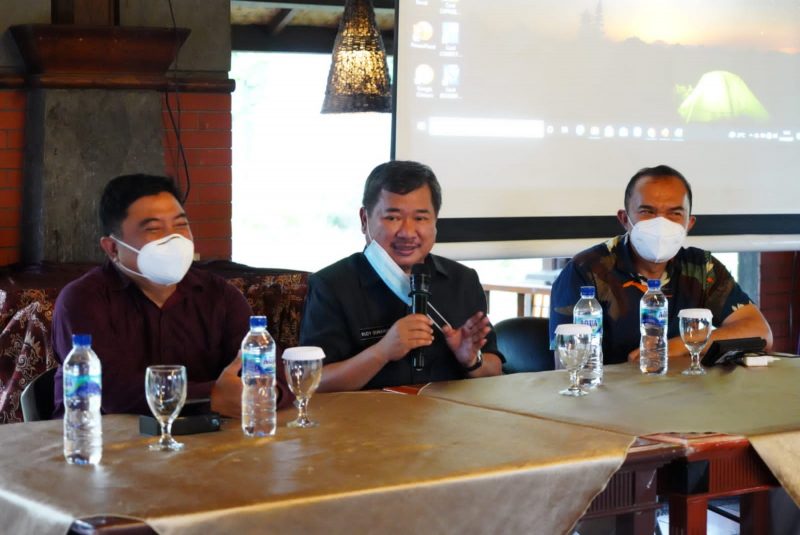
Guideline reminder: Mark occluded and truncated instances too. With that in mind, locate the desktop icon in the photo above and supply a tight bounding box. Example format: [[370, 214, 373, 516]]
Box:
[[442, 22, 460, 46], [442, 64, 460, 87], [415, 64, 435, 85], [412, 21, 434, 43]]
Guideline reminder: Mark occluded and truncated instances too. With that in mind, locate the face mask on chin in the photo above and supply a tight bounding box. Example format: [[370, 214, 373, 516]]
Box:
[[362, 222, 412, 305], [362, 221, 454, 331], [629, 217, 687, 264], [111, 234, 194, 286]]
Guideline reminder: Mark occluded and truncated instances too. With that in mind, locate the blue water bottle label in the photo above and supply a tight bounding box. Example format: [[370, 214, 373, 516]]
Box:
[[641, 307, 667, 327], [64, 374, 102, 399], [576, 316, 602, 337], [242, 349, 275, 375]]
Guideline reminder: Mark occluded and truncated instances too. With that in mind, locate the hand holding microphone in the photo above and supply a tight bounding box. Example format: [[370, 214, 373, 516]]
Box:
[[373, 264, 432, 364]]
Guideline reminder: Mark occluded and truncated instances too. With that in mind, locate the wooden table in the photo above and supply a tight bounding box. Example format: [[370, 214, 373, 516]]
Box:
[[7, 361, 798, 534], [648, 433, 779, 535], [421, 359, 800, 534], [584, 437, 683, 533], [64, 438, 683, 535], [0, 392, 635, 535], [63, 433, 782, 535]]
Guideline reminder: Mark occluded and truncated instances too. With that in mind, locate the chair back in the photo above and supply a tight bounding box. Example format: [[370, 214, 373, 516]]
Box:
[[494, 316, 554, 374], [21, 367, 57, 422]]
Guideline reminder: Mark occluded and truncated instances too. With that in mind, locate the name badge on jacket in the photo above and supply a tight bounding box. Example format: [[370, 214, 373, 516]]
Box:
[[359, 325, 389, 341]]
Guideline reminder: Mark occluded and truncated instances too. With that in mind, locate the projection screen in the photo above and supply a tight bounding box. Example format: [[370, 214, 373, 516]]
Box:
[[393, 0, 800, 258]]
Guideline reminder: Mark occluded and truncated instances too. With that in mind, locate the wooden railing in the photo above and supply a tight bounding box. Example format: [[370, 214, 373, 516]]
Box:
[[482, 283, 552, 318]]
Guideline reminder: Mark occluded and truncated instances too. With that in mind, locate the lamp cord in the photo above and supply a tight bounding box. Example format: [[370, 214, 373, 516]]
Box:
[[163, 0, 191, 204]]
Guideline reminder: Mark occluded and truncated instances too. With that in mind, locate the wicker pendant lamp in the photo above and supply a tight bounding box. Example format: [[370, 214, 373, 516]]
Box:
[[321, 0, 392, 113]]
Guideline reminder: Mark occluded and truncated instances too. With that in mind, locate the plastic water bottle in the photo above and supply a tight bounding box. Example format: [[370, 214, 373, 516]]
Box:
[[640, 279, 668, 375], [63, 334, 102, 465], [573, 285, 603, 387], [241, 315, 277, 437]]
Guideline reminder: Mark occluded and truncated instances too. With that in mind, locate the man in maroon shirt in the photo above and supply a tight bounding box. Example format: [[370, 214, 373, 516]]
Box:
[[52, 174, 257, 417]]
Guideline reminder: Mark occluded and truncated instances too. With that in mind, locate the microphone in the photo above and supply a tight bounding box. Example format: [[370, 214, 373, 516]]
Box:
[[409, 263, 431, 371]]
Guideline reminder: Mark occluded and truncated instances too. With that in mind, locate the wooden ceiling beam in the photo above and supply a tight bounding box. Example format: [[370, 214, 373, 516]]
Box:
[[232, 24, 394, 53], [266, 8, 297, 36]]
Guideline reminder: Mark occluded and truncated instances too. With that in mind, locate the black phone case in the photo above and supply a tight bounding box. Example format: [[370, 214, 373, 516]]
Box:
[[701, 337, 766, 366], [138, 398, 220, 436], [139, 413, 222, 436]]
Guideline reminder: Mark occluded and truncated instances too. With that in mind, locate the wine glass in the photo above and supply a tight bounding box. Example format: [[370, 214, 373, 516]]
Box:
[[145, 365, 187, 451], [282, 346, 325, 428], [555, 324, 592, 397], [679, 308, 713, 376]]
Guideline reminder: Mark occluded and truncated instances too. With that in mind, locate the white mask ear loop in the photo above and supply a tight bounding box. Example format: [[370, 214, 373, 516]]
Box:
[[623, 211, 635, 233], [109, 235, 140, 266], [110, 235, 140, 254], [109, 235, 144, 279], [427, 303, 452, 334], [364, 212, 373, 242]]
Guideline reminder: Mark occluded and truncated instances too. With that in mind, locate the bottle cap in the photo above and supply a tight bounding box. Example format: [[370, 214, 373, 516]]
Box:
[[647, 279, 661, 290], [282, 346, 325, 361], [72, 334, 92, 347], [555, 324, 592, 336], [249, 316, 267, 329], [678, 308, 712, 320], [579, 286, 596, 298]]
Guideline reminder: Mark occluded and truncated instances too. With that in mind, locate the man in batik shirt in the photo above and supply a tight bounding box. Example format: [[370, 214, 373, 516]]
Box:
[[549, 165, 772, 364]]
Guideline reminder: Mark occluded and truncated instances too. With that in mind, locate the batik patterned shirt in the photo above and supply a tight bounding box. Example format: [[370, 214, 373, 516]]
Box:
[[549, 235, 753, 363]]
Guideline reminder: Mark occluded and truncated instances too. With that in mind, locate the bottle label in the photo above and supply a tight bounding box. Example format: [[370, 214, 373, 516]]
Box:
[[641, 306, 667, 328], [575, 315, 603, 337], [64, 373, 102, 399], [242, 349, 275, 375]]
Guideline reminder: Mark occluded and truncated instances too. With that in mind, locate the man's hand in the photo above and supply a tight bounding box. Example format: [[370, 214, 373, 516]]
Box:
[[210, 353, 243, 418], [442, 311, 491, 368], [628, 304, 773, 362], [316, 314, 434, 392], [375, 314, 434, 364]]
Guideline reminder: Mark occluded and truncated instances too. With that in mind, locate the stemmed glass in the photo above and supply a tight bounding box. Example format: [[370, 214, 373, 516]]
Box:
[[283, 346, 325, 428], [145, 365, 187, 451], [679, 308, 713, 376], [555, 324, 592, 397]]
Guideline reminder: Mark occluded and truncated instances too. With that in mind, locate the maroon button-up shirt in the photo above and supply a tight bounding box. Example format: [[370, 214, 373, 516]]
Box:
[[52, 262, 252, 416]]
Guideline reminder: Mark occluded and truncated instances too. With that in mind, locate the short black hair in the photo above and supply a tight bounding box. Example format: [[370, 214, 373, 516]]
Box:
[[99, 174, 183, 236], [624, 165, 693, 213], [362, 161, 443, 215]]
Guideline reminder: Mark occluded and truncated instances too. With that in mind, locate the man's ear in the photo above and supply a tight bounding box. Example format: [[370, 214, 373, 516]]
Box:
[[99, 236, 117, 261], [687, 214, 696, 233], [616, 209, 631, 230], [359, 207, 368, 236]]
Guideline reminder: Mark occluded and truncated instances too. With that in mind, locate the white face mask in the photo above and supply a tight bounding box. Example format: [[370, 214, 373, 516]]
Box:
[[629, 217, 687, 264], [363, 237, 412, 306], [112, 234, 194, 286]]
